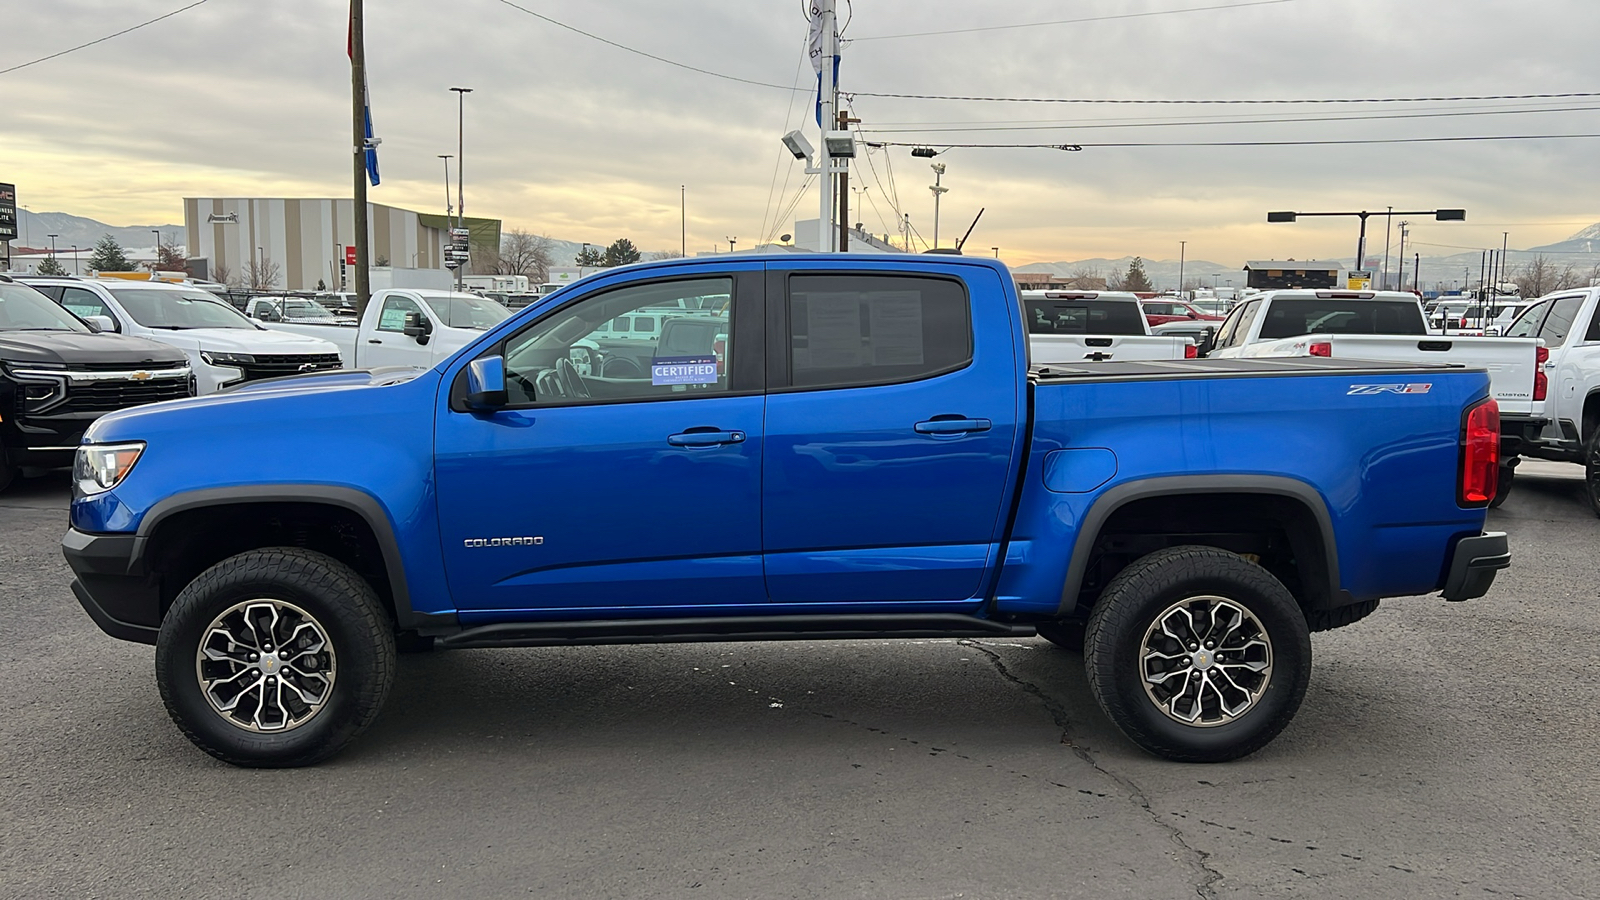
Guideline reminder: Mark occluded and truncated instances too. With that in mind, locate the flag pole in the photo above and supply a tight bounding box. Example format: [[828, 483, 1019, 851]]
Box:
[[350, 0, 371, 317]]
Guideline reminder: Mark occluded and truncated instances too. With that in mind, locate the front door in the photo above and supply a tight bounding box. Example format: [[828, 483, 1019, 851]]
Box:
[[362, 293, 434, 368], [435, 268, 767, 618], [761, 266, 1022, 607]]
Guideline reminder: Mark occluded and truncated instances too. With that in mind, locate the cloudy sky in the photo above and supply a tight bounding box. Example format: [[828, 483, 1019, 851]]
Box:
[[4, 0, 1598, 266]]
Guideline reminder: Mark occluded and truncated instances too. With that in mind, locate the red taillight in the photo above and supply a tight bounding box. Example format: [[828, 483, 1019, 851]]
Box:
[[1309, 341, 1332, 357], [1460, 398, 1500, 506], [712, 338, 727, 374], [1184, 342, 1198, 359], [1533, 345, 1549, 401]]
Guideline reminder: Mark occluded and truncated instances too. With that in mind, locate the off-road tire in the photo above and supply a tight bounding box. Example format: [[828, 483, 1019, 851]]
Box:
[[1083, 545, 1312, 763], [155, 548, 395, 768], [1585, 430, 1600, 519], [1036, 620, 1086, 652]]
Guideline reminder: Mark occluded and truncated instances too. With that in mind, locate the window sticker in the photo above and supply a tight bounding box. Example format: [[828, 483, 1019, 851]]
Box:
[[651, 355, 719, 385]]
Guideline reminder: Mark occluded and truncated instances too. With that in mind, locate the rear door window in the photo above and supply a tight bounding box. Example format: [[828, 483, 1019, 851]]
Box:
[[787, 275, 971, 389], [1505, 300, 1548, 338]]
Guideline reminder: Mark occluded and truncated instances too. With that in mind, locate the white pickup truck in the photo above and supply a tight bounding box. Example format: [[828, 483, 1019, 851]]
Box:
[[1022, 291, 1196, 365], [1208, 289, 1546, 503], [1499, 286, 1600, 512], [23, 276, 344, 394], [257, 288, 511, 370]]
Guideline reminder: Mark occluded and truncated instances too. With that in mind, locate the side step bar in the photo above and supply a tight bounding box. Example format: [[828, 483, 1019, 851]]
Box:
[[436, 613, 1037, 649]]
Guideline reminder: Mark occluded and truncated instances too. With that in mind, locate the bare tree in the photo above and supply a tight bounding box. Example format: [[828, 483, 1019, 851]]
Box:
[[244, 256, 281, 291], [648, 250, 686, 261], [496, 230, 555, 281], [1069, 264, 1103, 281], [211, 262, 231, 286]]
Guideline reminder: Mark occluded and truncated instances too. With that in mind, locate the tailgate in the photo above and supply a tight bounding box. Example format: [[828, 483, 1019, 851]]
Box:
[[1245, 334, 1543, 416], [1030, 334, 1192, 364]]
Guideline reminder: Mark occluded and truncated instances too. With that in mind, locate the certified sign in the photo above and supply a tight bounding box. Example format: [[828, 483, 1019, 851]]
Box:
[[651, 355, 718, 386]]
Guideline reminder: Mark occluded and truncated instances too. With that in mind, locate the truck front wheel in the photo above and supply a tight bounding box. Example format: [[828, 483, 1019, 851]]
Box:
[[155, 548, 396, 768], [1585, 431, 1600, 519], [1083, 545, 1311, 763]]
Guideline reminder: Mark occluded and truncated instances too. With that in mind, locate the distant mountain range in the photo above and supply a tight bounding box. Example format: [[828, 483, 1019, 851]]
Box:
[[10, 209, 182, 253], [1015, 256, 1238, 290]]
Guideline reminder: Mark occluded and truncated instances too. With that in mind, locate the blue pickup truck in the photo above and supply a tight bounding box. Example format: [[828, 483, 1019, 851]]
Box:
[[62, 254, 1510, 767]]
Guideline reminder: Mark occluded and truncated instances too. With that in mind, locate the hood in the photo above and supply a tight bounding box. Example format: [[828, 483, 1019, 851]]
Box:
[[221, 366, 425, 396], [0, 330, 190, 367], [154, 327, 342, 355]]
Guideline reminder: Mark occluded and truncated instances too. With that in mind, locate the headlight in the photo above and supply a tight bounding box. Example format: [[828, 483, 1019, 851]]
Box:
[[74, 442, 146, 496], [200, 351, 254, 366]]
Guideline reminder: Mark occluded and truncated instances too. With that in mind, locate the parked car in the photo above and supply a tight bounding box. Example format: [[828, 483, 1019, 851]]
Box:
[[1140, 299, 1226, 327], [256, 289, 510, 370], [0, 276, 192, 492], [1501, 287, 1600, 512], [1022, 290, 1196, 363], [63, 254, 1509, 768], [1207, 289, 1545, 504], [20, 277, 343, 394]]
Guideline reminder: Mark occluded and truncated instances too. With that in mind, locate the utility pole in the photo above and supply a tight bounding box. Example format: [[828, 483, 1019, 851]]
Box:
[[902, 213, 911, 252], [450, 86, 473, 291], [1499, 231, 1509, 294], [1178, 240, 1186, 295], [1396, 222, 1409, 291], [350, 0, 371, 316], [838, 110, 858, 252], [929, 163, 947, 249], [681, 185, 686, 257], [1381, 206, 1393, 289], [816, 0, 836, 252]]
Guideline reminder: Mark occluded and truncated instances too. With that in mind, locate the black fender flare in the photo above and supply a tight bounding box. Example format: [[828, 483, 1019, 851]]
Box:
[[1056, 474, 1345, 617], [129, 484, 441, 631]]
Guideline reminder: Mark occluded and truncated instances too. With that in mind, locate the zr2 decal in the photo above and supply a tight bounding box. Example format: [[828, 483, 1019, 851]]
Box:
[[1347, 383, 1433, 395]]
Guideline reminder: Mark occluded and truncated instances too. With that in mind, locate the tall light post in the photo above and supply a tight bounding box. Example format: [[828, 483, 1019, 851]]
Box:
[[71, 245, 79, 275], [680, 185, 686, 257], [449, 86, 473, 290], [151, 229, 161, 271], [929, 163, 948, 249], [1396, 222, 1410, 291], [1268, 208, 1466, 283], [47, 233, 58, 261], [1178, 240, 1187, 296], [991, 247, 1000, 259], [438, 154, 454, 220]]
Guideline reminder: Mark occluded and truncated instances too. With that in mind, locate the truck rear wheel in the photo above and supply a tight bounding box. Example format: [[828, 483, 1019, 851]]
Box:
[[155, 548, 395, 768], [1083, 545, 1311, 763], [1586, 431, 1600, 519]]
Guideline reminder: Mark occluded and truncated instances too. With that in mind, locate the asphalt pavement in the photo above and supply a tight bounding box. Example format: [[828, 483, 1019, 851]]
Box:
[[2, 464, 1596, 899]]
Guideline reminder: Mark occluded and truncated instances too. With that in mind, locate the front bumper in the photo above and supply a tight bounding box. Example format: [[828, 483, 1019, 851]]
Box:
[[61, 528, 160, 644], [1440, 531, 1510, 602]]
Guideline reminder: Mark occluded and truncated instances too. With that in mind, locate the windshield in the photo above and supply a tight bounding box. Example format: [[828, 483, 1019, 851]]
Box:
[[1257, 299, 1427, 339], [0, 283, 92, 332], [421, 294, 511, 330], [1025, 299, 1147, 335], [110, 287, 258, 329], [255, 297, 337, 320]]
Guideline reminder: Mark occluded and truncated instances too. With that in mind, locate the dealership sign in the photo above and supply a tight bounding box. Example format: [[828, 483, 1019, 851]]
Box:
[[0, 183, 16, 242]]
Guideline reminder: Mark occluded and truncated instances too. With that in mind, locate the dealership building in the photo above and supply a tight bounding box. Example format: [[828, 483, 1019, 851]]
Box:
[[182, 197, 499, 289]]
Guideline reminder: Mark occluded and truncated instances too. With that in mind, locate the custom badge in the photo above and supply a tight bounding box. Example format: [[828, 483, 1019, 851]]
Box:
[[651, 355, 718, 386]]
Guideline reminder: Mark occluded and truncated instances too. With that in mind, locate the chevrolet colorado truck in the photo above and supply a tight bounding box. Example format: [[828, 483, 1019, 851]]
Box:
[[61, 254, 1511, 768]]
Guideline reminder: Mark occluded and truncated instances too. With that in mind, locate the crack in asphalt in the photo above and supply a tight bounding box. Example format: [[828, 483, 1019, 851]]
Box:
[[963, 639, 1224, 900]]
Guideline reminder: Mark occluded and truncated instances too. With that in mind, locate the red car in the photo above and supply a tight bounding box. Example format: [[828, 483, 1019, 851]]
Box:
[[1140, 299, 1227, 327]]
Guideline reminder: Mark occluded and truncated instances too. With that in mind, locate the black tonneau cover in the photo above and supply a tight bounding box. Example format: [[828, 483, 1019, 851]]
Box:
[[1030, 356, 1475, 383]]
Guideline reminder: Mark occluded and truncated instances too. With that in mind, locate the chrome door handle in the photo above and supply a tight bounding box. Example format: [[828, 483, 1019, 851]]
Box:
[[914, 417, 992, 435], [668, 430, 746, 447]]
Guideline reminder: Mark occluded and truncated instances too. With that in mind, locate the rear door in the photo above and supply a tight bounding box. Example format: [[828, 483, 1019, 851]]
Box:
[[761, 264, 1022, 606]]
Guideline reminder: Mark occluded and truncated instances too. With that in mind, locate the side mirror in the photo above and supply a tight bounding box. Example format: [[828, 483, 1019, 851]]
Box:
[[403, 311, 433, 345], [88, 315, 117, 333], [260, 308, 282, 322], [1197, 326, 1217, 357], [1186, 311, 1198, 319], [465, 355, 508, 410]]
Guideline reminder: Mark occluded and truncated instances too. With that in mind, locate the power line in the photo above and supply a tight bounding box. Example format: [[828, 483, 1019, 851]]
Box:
[[875, 133, 1600, 150], [850, 0, 1299, 41], [491, 0, 805, 92], [850, 89, 1600, 106], [0, 0, 214, 76], [860, 104, 1600, 134]]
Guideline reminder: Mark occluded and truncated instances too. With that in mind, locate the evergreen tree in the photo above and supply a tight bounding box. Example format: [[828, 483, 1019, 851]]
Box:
[[37, 255, 67, 276], [88, 235, 136, 272], [574, 245, 605, 267], [602, 238, 641, 267], [1123, 256, 1153, 292]]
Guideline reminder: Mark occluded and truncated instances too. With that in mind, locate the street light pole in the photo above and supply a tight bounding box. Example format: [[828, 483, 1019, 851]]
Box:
[[681, 185, 686, 257], [1178, 240, 1186, 295], [350, 0, 371, 317], [929, 163, 947, 249], [152, 229, 161, 272], [450, 86, 473, 291], [1396, 222, 1409, 291]]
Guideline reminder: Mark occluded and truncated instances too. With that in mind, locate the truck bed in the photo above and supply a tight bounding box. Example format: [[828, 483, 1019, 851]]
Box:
[[1030, 356, 1476, 382]]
